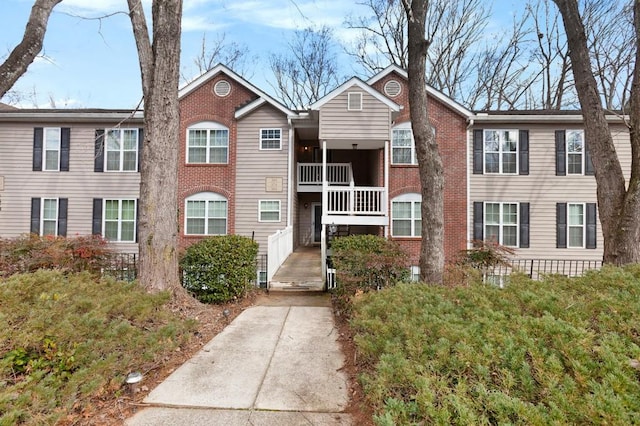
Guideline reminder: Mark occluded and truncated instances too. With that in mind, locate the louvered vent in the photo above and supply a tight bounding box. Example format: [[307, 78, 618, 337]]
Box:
[[347, 92, 362, 111], [384, 80, 402, 97], [213, 80, 231, 97]]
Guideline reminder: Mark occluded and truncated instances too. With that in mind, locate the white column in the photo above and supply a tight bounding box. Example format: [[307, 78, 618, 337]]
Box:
[[384, 140, 390, 236]]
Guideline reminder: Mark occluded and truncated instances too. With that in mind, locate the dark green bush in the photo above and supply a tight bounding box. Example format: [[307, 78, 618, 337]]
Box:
[[0, 234, 111, 277], [331, 235, 409, 310], [179, 235, 258, 303]]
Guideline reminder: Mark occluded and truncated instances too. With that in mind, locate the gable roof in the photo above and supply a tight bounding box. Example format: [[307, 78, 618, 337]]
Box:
[[309, 77, 401, 111], [178, 63, 295, 119], [368, 64, 473, 118]]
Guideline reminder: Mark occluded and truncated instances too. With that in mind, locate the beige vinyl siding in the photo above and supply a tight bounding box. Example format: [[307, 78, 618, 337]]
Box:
[[235, 106, 289, 256], [0, 122, 140, 253], [319, 85, 392, 141], [468, 123, 630, 260]]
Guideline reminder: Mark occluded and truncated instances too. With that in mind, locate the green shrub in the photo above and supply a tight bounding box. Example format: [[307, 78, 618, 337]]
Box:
[[179, 235, 258, 303], [0, 234, 111, 277], [445, 241, 515, 287], [351, 266, 640, 425], [331, 235, 409, 310]]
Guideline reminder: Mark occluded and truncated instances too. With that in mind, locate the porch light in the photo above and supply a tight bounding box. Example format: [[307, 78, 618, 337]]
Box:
[[352, 144, 358, 150], [329, 224, 337, 234]]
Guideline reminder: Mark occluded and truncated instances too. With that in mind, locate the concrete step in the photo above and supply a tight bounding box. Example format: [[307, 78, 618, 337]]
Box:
[[269, 280, 325, 291]]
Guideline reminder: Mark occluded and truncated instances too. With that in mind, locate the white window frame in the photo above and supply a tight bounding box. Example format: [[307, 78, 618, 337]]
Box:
[[567, 202, 586, 248], [184, 192, 228, 235], [40, 198, 59, 236], [104, 128, 139, 172], [186, 122, 229, 164], [260, 128, 282, 150], [484, 202, 519, 247], [391, 193, 421, 237], [258, 200, 281, 222], [44, 127, 61, 171], [483, 130, 519, 174], [347, 92, 363, 111], [391, 123, 417, 165], [103, 199, 137, 242], [566, 130, 584, 175], [410, 265, 420, 282]]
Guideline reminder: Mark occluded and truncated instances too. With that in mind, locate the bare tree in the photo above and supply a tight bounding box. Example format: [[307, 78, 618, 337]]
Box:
[[552, 0, 640, 265], [127, 0, 184, 294], [399, 0, 443, 284], [182, 33, 254, 82], [268, 26, 341, 108], [0, 0, 61, 98]]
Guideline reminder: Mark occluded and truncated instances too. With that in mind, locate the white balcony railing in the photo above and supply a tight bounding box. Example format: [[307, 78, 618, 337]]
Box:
[[326, 186, 386, 216], [297, 163, 352, 191]]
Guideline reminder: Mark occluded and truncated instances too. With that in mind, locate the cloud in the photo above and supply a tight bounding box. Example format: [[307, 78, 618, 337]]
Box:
[[182, 15, 228, 32]]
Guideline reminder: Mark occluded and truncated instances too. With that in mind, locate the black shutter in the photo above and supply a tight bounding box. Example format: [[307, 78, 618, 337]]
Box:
[[473, 129, 484, 174], [586, 203, 597, 249], [33, 128, 43, 171], [135, 199, 139, 242], [473, 202, 484, 242], [58, 198, 68, 237], [556, 203, 567, 248], [519, 130, 529, 175], [519, 202, 530, 248], [137, 128, 144, 172], [585, 137, 594, 176], [95, 129, 105, 172], [60, 128, 71, 172], [555, 130, 566, 176], [30, 198, 41, 234], [92, 198, 103, 235]]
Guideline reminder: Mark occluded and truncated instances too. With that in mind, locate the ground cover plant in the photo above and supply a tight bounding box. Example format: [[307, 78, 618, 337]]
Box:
[[350, 266, 640, 425], [0, 270, 197, 425]]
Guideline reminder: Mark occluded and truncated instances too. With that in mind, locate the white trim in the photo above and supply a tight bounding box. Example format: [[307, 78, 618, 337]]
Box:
[[103, 199, 137, 243], [367, 64, 472, 117], [483, 201, 519, 248], [43, 127, 61, 171], [391, 122, 417, 165], [259, 128, 282, 150], [566, 129, 585, 175], [186, 123, 229, 164], [258, 200, 281, 223], [104, 128, 139, 172], [482, 129, 519, 174], [40, 197, 59, 236], [391, 193, 421, 237], [179, 63, 296, 118], [472, 113, 627, 124], [567, 202, 586, 248], [184, 192, 228, 235], [310, 77, 401, 111], [347, 92, 363, 111], [213, 80, 231, 97]]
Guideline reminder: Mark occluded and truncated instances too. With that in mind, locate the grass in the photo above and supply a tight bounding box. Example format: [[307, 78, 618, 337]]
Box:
[[350, 266, 640, 425], [0, 270, 197, 425]]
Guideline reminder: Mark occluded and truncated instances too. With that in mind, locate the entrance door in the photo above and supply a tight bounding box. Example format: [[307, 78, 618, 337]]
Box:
[[312, 204, 322, 244]]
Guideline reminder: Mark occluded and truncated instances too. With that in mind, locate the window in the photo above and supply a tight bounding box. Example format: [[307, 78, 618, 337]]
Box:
[[105, 129, 139, 171], [392, 125, 416, 165], [484, 130, 518, 174], [556, 130, 593, 176], [103, 199, 136, 242], [33, 127, 70, 172], [557, 202, 596, 249], [410, 266, 420, 282], [473, 202, 529, 248], [567, 131, 584, 174], [44, 128, 61, 171], [185, 192, 227, 235], [30, 198, 67, 236], [347, 92, 362, 111], [259, 200, 281, 222], [260, 129, 281, 150], [187, 122, 229, 164], [391, 194, 421, 237]]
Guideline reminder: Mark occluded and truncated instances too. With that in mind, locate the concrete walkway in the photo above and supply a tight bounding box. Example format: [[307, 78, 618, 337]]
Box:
[[126, 293, 351, 425], [270, 247, 323, 291]]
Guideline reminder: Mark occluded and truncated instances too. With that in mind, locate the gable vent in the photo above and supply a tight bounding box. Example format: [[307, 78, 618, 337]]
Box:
[[213, 80, 231, 97], [384, 80, 402, 97], [347, 92, 363, 111]]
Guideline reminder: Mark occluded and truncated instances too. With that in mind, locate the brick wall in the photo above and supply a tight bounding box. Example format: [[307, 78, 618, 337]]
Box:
[[177, 72, 258, 249], [371, 71, 468, 265]]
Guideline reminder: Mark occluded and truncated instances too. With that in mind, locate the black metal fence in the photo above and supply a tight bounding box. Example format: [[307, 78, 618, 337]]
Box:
[[487, 258, 603, 281], [103, 252, 269, 287]]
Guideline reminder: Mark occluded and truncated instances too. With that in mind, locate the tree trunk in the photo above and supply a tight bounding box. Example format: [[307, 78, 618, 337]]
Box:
[[553, 0, 640, 265], [402, 0, 444, 283], [0, 0, 62, 98], [128, 0, 184, 294]]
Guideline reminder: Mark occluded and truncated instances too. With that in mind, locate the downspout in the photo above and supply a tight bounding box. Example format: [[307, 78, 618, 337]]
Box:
[[287, 116, 293, 228], [466, 118, 474, 250]]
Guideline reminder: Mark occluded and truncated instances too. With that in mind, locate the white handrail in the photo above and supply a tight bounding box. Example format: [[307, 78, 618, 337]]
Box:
[[267, 226, 293, 282]]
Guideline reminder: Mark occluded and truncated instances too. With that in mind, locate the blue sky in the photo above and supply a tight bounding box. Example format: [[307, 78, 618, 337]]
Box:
[[0, 0, 520, 109]]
